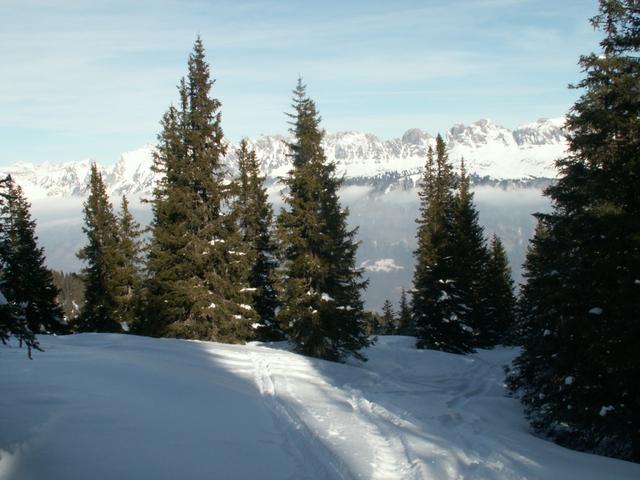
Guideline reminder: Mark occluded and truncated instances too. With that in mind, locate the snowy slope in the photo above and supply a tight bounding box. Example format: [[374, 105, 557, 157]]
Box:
[[0, 118, 565, 200], [1, 334, 638, 480]]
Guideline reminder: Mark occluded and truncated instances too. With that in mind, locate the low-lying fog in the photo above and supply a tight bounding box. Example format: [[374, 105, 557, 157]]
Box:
[[32, 184, 551, 311]]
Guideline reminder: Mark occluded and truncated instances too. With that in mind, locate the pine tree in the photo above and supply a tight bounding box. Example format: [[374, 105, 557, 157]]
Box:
[[508, 0, 640, 461], [112, 196, 143, 331], [75, 164, 121, 333], [276, 78, 370, 362], [233, 140, 280, 340], [0, 176, 65, 334], [451, 159, 491, 346], [381, 299, 396, 334], [144, 37, 255, 342], [483, 234, 516, 345], [397, 287, 414, 335], [412, 137, 474, 353]]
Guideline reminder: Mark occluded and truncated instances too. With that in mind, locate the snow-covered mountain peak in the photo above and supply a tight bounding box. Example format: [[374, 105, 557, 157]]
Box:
[[1, 117, 568, 200], [401, 128, 431, 146], [513, 117, 566, 146], [447, 119, 517, 149]]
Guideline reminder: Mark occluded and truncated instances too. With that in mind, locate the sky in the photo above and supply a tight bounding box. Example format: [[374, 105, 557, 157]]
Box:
[[0, 0, 601, 166]]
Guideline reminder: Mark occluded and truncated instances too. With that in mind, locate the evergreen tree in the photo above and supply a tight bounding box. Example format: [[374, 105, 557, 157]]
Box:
[[508, 0, 640, 461], [75, 164, 121, 333], [276, 78, 370, 362], [0, 176, 65, 334], [363, 310, 382, 336], [112, 196, 143, 331], [397, 287, 414, 335], [451, 159, 491, 346], [483, 234, 516, 345], [233, 140, 280, 340], [381, 299, 396, 334], [144, 37, 255, 342], [0, 289, 41, 358], [412, 137, 474, 353]]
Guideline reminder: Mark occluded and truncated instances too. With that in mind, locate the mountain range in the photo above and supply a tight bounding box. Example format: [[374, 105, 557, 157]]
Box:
[[0, 117, 565, 309], [1, 117, 565, 200]]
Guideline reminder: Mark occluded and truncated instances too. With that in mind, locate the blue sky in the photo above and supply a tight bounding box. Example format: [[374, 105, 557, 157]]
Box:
[[0, 0, 601, 166]]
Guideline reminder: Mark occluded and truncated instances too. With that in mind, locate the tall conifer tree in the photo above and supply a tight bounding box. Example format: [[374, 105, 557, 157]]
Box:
[[381, 299, 396, 334], [0, 176, 64, 336], [508, 0, 640, 461], [75, 164, 121, 333], [233, 140, 280, 340], [276, 79, 370, 361], [397, 287, 414, 335], [452, 159, 491, 346], [412, 137, 474, 353], [483, 234, 516, 345], [145, 37, 254, 342], [112, 196, 143, 331]]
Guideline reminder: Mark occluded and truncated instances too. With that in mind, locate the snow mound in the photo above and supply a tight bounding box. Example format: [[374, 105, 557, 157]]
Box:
[[1, 334, 638, 479]]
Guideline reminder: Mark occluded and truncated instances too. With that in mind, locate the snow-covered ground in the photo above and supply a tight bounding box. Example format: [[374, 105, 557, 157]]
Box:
[[1, 335, 638, 479]]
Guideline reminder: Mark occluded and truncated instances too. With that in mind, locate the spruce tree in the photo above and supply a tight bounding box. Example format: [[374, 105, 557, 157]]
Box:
[[412, 137, 474, 353], [276, 78, 370, 362], [381, 299, 396, 334], [145, 37, 255, 342], [75, 164, 121, 333], [0, 176, 65, 334], [397, 287, 414, 335], [483, 234, 516, 345], [112, 196, 143, 331], [452, 159, 491, 346], [233, 140, 280, 340], [508, 0, 640, 461]]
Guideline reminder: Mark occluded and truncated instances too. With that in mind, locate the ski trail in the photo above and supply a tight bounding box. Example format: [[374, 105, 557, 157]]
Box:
[[244, 347, 424, 479], [250, 348, 421, 480], [445, 357, 494, 409], [344, 387, 422, 480], [248, 350, 355, 480]]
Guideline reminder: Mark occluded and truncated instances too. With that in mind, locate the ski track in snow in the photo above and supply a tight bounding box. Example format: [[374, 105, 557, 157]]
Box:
[[1, 334, 639, 480], [248, 351, 354, 480], [246, 348, 418, 480]]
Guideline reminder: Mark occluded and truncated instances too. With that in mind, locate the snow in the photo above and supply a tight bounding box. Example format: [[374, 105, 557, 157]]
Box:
[[599, 405, 615, 417], [588, 307, 603, 315], [239, 304, 252, 311], [1, 334, 638, 480], [360, 258, 404, 273], [0, 118, 565, 202], [320, 293, 334, 302], [564, 376, 575, 385], [0, 291, 7, 306]]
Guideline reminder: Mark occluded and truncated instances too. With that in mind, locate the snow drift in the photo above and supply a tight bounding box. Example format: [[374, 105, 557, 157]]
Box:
[[1, 335, 638, 479]]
